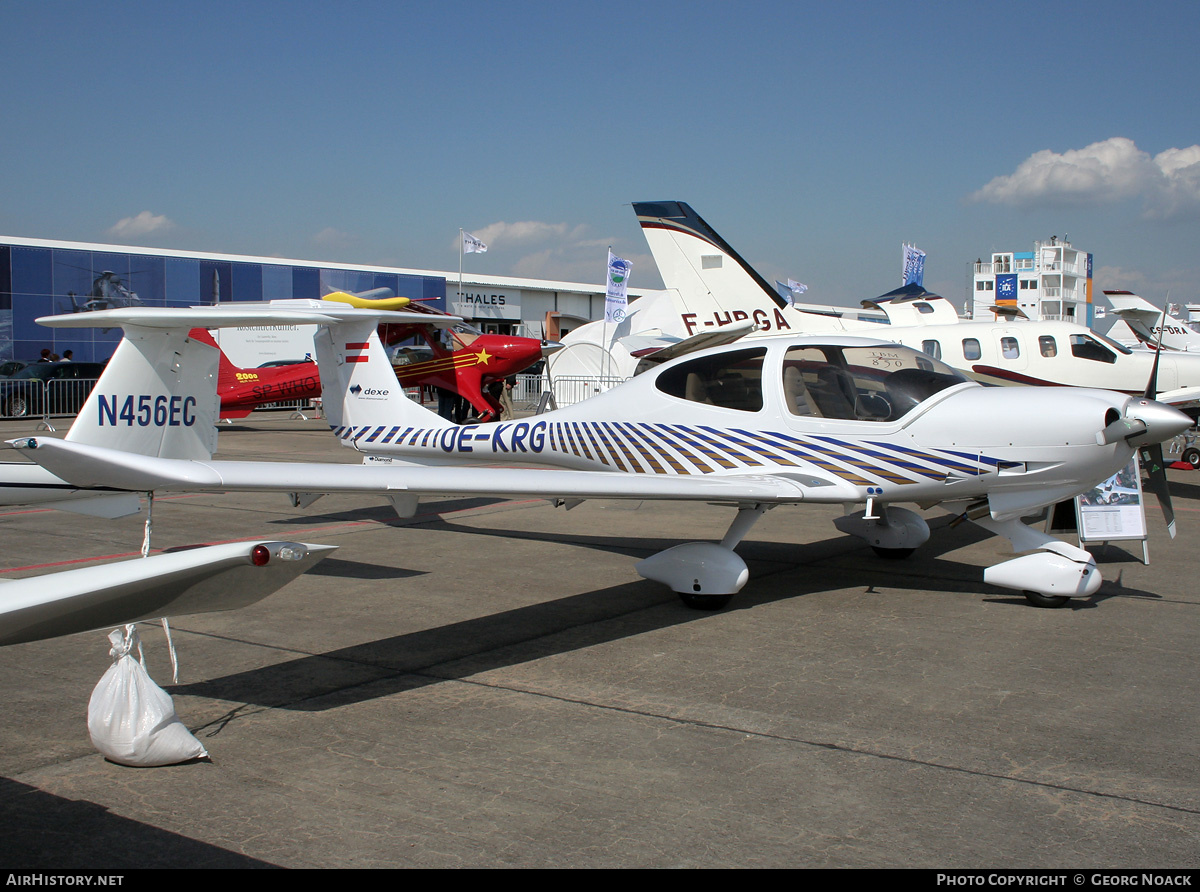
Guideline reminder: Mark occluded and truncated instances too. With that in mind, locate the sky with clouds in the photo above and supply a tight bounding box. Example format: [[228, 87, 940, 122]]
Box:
[[1, 0, 1197, 309]]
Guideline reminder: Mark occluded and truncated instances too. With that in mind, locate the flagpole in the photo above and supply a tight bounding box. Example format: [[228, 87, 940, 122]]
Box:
[[458, 228, 464, 316], [600, 245, 611, 379]]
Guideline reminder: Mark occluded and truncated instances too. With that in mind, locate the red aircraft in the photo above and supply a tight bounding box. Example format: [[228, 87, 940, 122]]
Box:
[[190, 299, 556, 422]]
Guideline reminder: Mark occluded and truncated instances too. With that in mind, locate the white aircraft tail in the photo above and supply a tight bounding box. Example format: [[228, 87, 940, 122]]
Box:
[[633, 201, 788, 313], [1105, 291, 1200, 352], [312, 317, 452, 448], [65, 325, 219, 461]]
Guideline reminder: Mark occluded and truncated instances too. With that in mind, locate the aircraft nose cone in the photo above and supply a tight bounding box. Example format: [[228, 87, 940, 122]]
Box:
[[1125, 397, 1194, 446], [541, 341, 565, 357]]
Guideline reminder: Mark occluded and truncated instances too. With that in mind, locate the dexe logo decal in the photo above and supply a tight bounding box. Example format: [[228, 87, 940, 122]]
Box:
[[345, 342, 369, 363], [349, 383, 390, 400]]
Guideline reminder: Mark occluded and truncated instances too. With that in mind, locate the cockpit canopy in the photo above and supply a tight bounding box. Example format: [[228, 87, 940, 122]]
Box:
[[655, 342, 968, 422]]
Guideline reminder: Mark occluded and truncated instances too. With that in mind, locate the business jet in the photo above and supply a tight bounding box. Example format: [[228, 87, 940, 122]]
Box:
[[14, 302, 1191, 610], [547, 202, 1200, 412], [1104, 291, 1200, 353]]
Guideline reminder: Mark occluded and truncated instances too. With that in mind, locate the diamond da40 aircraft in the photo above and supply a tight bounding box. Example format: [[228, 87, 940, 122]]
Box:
[[11, 300, 1191, 610]]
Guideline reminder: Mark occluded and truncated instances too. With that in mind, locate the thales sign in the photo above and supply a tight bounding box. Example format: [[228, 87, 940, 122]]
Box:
[[450, 288, 521, 320]]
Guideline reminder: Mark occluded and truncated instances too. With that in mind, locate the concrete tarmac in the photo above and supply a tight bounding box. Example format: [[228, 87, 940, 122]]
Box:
[[0, 416, 1198, 868]]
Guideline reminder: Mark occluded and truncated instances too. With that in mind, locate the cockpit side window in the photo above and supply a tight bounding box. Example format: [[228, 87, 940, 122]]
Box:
[[655, 347, 765, 411], [1069, 334, 1116, 364], [782, 345, 967, 422]]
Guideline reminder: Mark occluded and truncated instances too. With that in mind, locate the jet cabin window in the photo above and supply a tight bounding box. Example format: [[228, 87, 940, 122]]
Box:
[[962, 338, 982, 360], [1000, 337, 1020, 359], [782, 345, 967, 422], [921, 339, 942, 360], [1069, 334, 1117, 364], [1039, 335, 1057, 357], [655, 347, 765, 412]]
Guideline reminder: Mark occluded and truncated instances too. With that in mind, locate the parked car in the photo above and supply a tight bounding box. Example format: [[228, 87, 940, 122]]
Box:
[[0, 361, 107, 417], [0, 360, 29, 378]]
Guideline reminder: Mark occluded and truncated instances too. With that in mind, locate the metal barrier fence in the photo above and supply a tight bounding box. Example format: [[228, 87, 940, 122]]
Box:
[[0, 378, 101, 420], [0, 373, 622, 422], [545, 375, 629, 408]]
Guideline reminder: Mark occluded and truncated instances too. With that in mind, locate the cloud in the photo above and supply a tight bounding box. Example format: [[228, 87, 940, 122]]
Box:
[[454, 219, 655, 284], [970, 138, 1200, 218], [452, 220, 586, 253], [312, 227, 357, 250], [107, 211, 174, 238]]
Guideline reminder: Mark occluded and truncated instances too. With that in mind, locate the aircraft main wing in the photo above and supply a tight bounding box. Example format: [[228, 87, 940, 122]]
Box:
[[36, 302, 462, 332], [0, 540, 335, 646], [9, 438, 852, 504]]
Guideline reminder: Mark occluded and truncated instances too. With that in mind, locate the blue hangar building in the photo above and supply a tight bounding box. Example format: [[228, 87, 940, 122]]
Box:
[[0, 236, 449, 364]]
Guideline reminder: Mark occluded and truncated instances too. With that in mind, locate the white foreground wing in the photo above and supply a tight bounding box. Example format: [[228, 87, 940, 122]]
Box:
[[9, 438, 852, 503], [0, 541, 336, 646]]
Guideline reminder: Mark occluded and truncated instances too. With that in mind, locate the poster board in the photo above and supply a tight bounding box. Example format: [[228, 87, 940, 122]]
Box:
[[1074, 455, 1149, 562]]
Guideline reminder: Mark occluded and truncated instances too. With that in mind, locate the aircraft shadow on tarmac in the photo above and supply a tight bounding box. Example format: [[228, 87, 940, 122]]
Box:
[[174, 513, 1157, 722], [0, 776, 280, 869]]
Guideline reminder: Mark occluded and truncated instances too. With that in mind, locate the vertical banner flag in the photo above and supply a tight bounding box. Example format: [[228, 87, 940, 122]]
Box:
[[463, 231, 488, 254], [605, 251, 632, 323], [902, 244, 926, 287]]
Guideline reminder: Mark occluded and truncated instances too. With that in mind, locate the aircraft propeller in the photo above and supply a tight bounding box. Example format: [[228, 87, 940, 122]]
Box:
[[1139, 302, 1177, 538]]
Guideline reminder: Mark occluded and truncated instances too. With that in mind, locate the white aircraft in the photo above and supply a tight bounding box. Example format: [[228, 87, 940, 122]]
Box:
[[12, 302, 1192, 610], [0, 540, 335, 646], [548, 202, 1200, 411], [1104, 291, 1200, 353], [0, 301, 453, 515]]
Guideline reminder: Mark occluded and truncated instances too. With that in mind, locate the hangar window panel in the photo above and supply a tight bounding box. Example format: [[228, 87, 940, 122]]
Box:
[[232, 262, 264, 302], [293, 267, 320, 300], [261, 264, 293, 301], [656, 347, 765, 412], [0, 246, 10, 310], [1039, 335, 1057, 357], [962, 338, 981, 360], [128, 255, 165, 305], [11, 247, 52, 298], [199, 261, 232, 303], [51, 250, 94, 307], [165, 258, 201, 306]]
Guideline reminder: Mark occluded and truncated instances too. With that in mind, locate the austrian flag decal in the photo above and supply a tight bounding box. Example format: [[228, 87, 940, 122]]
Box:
[[345, 342, 369, 363]]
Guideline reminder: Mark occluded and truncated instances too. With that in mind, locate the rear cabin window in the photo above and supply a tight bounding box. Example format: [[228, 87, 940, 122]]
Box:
[[1039, 335, 1058, 357], [962, 338, 981, 360], [921, 339, 942, 360], [1000, 336, 1020, 359], [655, 347, 766, 412]]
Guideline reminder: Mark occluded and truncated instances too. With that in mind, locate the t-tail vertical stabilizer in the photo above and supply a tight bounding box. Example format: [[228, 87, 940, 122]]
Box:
[[64, 326, 220, 461], [313, 318, 453, 450], [634, 201, 787, 313]]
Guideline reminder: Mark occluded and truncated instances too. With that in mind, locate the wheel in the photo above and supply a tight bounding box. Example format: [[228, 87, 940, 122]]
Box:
[[871, 546, 914, 559], [1182, 447, 1200, 469], [5, 395, 28, 417], [678, 593, 733, 611], [1023, 590, 1071, 609]]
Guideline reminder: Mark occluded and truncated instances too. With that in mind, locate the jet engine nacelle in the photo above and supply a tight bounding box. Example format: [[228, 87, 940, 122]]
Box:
[[983, 551, 1101, 601], [833, 505, 931, 551], [635, 542, 749, 595]]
